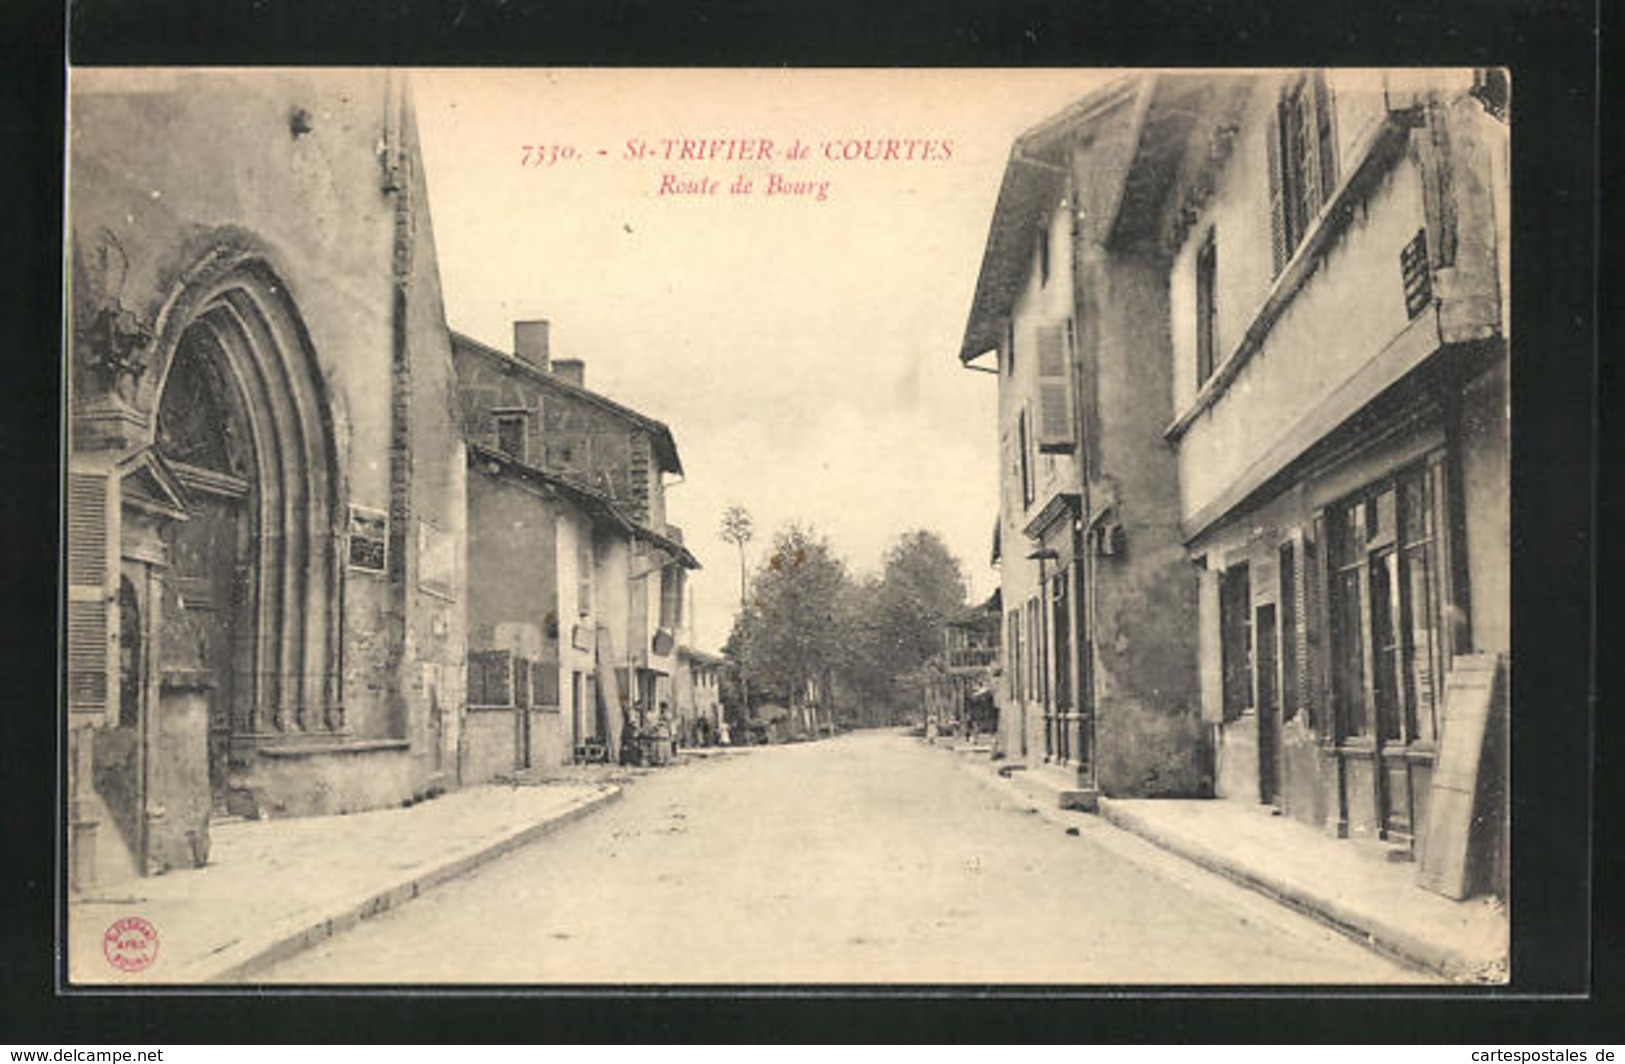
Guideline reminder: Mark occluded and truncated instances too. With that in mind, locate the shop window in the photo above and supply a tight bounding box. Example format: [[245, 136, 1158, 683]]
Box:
[[1219, 563, 1253, 722], [468, 649, 513, 707], [1327, 462, 1447, 745], [1397, 471, 1444, 743]]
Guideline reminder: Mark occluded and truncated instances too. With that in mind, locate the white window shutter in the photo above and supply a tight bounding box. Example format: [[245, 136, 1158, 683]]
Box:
[[1034, 323, 1074, 453], [67, 469, 114, 720]]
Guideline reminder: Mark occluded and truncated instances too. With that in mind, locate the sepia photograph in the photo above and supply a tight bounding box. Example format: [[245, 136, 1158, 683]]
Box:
[[62, 65, 1512, 987]]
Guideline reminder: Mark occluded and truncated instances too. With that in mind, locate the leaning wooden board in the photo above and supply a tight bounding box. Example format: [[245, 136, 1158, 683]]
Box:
[[1417, 653, 1504, 899]]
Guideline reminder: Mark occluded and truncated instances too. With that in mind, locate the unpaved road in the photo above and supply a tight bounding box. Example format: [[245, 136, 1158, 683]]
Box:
[[254, 729, 1424, 984]]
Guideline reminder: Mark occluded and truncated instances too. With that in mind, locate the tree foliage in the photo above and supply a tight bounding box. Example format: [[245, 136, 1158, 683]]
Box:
[[722, 523, 970, 729], [876, 530, 969, 672], [729, 523, 848, 711]]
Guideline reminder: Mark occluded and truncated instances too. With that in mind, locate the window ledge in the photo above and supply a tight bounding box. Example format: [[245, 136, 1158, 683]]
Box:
[[1165, 111, 1416, 444], [257, 739, 409, 758]]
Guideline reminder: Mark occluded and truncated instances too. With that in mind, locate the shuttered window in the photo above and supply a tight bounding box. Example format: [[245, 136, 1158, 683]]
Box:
[[1195, 229, 1219, 386], [1267, 72, 1339, 276], [67, 471, 111, 714], [1034, 323, 1074, 453]]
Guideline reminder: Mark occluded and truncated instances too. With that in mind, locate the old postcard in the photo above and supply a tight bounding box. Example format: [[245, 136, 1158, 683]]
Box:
[[63, 67, 1510, 986]]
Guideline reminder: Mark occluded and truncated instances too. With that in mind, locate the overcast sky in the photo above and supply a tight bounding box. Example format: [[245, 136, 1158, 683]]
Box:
[[412, 69, 1117, 652]]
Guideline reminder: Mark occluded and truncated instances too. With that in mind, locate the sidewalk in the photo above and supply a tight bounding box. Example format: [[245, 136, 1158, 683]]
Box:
[[935, 739, 1508, 983], [68, 778, 621, 985]]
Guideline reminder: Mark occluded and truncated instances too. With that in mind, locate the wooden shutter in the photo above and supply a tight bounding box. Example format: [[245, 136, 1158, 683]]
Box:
[[1312, 72, 1338, 199], [1267, 101, 1288, 276], [1309, 512, 1333, 738], [67, 470, 114, 718], [1290, 531, 1316, 730], [1295, 85, 1322, 231], [1034, 323, 1074, 453], [1198, 566, 1224, 724]]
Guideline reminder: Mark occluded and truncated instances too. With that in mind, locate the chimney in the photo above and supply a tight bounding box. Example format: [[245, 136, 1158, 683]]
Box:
[[513, 319, 550, 371], [551, 358, 585, 388]]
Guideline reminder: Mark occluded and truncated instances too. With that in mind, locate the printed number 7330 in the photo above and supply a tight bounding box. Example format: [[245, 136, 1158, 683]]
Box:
[[521, 144, 578, 166]]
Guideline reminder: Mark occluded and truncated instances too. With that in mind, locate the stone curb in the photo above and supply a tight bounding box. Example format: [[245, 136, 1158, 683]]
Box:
[[928, 740, 1477, 982], [1092, 796, 1476, 982], [176, 785, 623, 984]]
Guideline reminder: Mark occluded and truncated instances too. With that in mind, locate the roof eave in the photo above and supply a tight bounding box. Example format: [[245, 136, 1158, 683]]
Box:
[[956, 78, 1145, 365]]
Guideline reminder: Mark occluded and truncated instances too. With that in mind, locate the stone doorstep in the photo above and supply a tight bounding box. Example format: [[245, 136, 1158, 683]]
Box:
[[988, 759, 1099, 812], [71, 785, 622, 985]]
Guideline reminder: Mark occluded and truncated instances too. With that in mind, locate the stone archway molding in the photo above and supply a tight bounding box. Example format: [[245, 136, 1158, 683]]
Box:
[[143, 230, 345, 740]]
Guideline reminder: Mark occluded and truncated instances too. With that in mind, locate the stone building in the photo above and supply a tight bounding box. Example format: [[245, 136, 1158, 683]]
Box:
[[959, 77, 1210, 805], [452, 326, 698, 772], [66, 70, 467, 889], [922, 592, 1001, 740], [1162, 71, 1509, 892], [964, 70, 1509, 898], [673, 646, 726, 746]]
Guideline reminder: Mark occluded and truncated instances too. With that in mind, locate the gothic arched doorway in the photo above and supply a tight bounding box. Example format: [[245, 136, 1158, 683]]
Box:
[[151, 261, 342, 814], [157, 327, 254, 810]]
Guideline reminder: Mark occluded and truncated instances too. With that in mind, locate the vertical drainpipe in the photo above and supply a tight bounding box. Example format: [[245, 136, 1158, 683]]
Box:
[[1066, 154, 1098, 793]]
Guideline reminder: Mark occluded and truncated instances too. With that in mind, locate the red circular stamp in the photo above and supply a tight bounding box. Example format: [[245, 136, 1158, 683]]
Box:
[[102, 916, 159, 972]]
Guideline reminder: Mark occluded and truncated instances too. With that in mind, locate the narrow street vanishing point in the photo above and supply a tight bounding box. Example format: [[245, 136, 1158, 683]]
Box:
[[255, 730, 1425, 984]]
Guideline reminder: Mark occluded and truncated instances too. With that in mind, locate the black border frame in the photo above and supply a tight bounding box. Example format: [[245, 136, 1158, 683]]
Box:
[[4, 0, 1604, 1043]]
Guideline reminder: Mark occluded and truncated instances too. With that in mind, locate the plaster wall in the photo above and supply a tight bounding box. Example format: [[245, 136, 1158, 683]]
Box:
[[995, 196, 1080, 763], [1169, 81, 1431, 527], [1077, 247, 1206, 796]]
